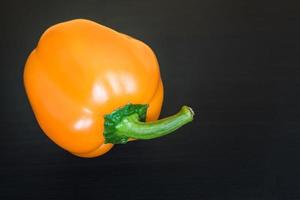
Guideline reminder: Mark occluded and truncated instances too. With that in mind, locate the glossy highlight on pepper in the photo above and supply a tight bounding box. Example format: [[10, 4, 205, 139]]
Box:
[[24, 19, 194, 158]]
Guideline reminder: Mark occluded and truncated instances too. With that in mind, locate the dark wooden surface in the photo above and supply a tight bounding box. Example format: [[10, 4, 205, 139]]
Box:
[[1, 0, 300, 199]]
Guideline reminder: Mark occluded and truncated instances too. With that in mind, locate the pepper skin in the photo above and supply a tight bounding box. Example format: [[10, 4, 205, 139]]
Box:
[[24, 19, 193, 158]]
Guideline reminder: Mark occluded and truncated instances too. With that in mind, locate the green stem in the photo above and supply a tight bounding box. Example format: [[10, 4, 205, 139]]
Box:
[[115, 106, 194, 140]]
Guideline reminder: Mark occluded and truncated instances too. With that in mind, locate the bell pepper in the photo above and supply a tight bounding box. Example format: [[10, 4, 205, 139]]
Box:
[[23, 19, 194, 158]]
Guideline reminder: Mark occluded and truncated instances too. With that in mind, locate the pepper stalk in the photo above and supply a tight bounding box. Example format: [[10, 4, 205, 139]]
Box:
[[104, 104, 194, 144]]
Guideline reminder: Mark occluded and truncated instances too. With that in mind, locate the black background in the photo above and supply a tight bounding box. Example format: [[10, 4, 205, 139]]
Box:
[[1, 0, 300, 199]]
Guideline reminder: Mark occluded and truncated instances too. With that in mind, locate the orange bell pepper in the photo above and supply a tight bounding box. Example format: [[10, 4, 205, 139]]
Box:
[[23, 19, 194, 158]]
